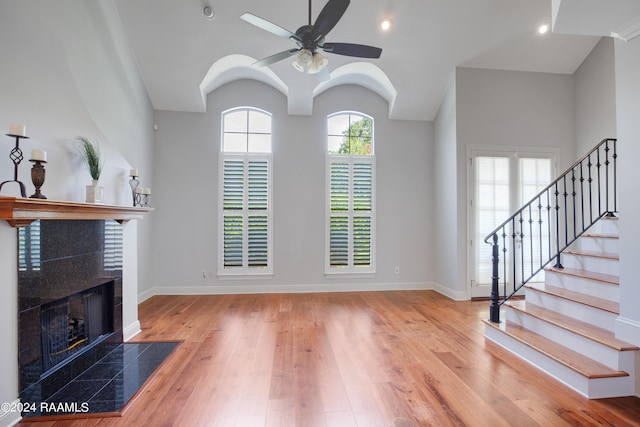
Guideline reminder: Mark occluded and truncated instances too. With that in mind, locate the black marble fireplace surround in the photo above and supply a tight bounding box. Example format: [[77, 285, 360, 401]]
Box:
[[18, 220, 124, 410]]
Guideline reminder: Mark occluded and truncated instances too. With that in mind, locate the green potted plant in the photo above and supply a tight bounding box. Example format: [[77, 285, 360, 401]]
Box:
[[75, 136, 104, 203]]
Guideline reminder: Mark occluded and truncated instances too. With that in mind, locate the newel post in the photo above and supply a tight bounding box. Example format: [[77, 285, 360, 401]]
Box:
[[489, 233, 501, 323]]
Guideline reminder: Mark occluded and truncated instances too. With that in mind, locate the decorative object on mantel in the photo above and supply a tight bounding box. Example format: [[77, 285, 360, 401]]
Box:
[[74, 136, 104, 204], [29, 149, 47, 199], [0, 123, 29, 198], [129, 168, 139, 207], [134, 186, 151, 207]]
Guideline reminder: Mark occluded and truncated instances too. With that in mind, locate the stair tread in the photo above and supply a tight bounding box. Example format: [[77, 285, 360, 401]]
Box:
[[582, 233, 619, 240], [525, 282, 619, 313], [545, 267, 619, 285], [483, 319, 629, 379], [563, 249, 619, 260], [505, 300, 639, 351]]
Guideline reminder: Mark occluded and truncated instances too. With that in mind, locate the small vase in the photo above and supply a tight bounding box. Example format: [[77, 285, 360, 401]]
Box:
[[86, 179, 104, 204]]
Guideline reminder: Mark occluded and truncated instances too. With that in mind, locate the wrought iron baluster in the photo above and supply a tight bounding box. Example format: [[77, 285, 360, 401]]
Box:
[[579, 162, 585, 232]]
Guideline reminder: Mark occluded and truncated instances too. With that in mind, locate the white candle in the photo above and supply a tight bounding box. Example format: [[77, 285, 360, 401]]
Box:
[[130, 168, 138, 176], [9, 123, 26, 137], [142, 187, 151, 195], [135, 187, 143, 194], [31, 149, 47, 162]]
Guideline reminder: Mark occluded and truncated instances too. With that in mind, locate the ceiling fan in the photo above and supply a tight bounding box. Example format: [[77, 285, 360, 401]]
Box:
[[240, 0, 382, 77]]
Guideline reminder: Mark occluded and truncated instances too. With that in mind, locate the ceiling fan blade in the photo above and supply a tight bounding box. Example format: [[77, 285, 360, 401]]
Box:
[[253, 48, 300, 67], [322, 42, 382, 58], [241, 13, 301, 43], [312, 0, 350, 40]]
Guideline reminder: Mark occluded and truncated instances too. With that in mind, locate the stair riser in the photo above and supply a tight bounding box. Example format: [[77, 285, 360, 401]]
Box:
[[505, 309, 633, 371], [544, 271, 619, 302], [589, 218, 619, 235], [578, 237, 619, 255], [524, 288, 617, 331], [484, 324, 634, 398], [562, 253, 619, 276]]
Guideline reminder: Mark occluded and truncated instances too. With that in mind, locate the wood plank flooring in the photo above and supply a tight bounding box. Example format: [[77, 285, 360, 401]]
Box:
[[16, 291, 640, 426]]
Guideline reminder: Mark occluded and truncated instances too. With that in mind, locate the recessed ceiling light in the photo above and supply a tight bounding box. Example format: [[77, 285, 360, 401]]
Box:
[[538, 24, 549, 34], [203, 6, 215, 20], [380, 18, 392, 32]]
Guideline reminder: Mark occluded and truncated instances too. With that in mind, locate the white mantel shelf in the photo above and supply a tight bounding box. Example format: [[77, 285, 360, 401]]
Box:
[[0, 196, 153, 227]]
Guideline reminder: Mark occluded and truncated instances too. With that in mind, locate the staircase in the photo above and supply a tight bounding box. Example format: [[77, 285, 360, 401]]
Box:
[[484, 216, 639, 398]]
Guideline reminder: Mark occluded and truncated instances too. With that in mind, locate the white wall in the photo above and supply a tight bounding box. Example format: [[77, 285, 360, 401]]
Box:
[[0, 1, 154, 421], [151, 80, 434, 294], [433, 77, 464, 299], [574, 37, 617, 156], [614, 36, 640, 356], [443, 68, 577, 298]]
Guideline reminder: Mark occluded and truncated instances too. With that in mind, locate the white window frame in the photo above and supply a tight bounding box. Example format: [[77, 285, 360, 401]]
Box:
[[325, 112, 376, 276], [218, 107, 273, 277]]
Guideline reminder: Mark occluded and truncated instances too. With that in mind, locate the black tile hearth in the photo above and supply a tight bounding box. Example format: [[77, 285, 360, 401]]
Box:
[[22, 342, 179, 417]]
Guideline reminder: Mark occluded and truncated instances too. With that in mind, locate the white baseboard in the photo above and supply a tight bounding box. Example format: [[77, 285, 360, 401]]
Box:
[[432, 282, 469, 301], [137, 287, 155, 304], [139, 281, 438, 299], [0, 399, 22, 427], [123, 320, 141, 341]]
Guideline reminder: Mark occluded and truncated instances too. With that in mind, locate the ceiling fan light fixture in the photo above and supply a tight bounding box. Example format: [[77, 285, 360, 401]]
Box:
[[297, 49, 314, 66], [308, 53, 328, 74]]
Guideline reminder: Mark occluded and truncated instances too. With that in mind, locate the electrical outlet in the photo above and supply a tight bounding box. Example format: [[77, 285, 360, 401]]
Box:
[[394, 266, 400, 274]]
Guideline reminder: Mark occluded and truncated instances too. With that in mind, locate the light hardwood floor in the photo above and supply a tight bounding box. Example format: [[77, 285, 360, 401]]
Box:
[[17, 291, 640, 426]]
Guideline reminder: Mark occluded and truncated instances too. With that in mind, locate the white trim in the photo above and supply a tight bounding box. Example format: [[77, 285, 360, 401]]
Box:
[[123, 320, 141, 341], [612, 15, 640, 41], [137, 287, 155, 304], [139, 282, 436, 297], [615, 316, 640, 347], [431, 282, 470, 301], [0, 399, 23, 427]]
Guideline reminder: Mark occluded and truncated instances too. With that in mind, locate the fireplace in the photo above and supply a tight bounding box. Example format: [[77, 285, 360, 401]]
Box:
[[18, 219, 124, 403], [40, 282, 114, 374]]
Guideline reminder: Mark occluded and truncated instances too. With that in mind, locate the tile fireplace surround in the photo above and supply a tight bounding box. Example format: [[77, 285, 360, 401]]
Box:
[[18, 219, 124, 408]]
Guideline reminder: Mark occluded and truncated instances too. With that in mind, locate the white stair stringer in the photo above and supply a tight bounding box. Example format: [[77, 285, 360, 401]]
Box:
[[484, 323, 635, 399]]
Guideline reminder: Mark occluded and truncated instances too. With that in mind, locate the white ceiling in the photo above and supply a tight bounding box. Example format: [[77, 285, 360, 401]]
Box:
[[112, 0, 601, 121]]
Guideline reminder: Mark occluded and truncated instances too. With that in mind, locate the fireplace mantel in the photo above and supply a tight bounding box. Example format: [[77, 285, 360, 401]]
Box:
[[0, 196, 153, 227]]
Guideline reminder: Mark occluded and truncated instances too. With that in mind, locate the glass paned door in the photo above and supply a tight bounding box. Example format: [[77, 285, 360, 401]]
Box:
[[469, 150, 554, 298]]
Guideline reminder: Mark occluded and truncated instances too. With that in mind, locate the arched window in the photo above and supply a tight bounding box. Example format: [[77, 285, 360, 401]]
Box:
[[326, 112, 375, 274], [218, 107, 272, 275]]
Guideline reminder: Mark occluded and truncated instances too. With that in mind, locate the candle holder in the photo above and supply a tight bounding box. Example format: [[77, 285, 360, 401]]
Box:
[[29, 159, 47, 199], [135, 190, 143, 207], [129, 174, 140, 207], [0, 133, 29, 197]]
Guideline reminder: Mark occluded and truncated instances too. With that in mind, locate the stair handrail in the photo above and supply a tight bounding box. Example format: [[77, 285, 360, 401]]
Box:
[[484, 138, 617, 323]]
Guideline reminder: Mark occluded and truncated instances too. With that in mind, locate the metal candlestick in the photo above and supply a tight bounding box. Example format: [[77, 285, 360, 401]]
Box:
[[129, 175, 140, 207], [29, 159, 47, 199], [0, 133, 29, 197]]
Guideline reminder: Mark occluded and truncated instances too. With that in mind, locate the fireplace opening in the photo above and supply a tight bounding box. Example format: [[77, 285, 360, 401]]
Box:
[[40, 282, 114, 375]]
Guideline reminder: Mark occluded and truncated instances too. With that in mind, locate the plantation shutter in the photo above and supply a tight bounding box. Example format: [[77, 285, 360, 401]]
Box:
[[221, 155, 271, 272], [18, 220, 41, 271], [103, 220, 123, 271], [328, 156, 374, 272]]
